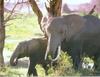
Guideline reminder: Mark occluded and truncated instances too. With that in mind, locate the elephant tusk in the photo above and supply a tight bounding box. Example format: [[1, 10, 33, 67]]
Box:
[[52, 45, 61, 62], [45, 49, 48, 60]]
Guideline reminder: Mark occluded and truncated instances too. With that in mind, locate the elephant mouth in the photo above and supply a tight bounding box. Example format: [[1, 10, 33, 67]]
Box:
[[52, 45, 61, 61], [45, 43, 61, 62], [11, 58, 18, 66]]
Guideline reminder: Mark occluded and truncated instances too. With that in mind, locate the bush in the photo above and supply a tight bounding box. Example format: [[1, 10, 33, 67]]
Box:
[[47, 51, 78, 76], [45, 51, 95, 76]]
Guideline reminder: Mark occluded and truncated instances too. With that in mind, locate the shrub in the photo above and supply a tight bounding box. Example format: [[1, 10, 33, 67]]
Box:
[[47, 51, 77, 76]]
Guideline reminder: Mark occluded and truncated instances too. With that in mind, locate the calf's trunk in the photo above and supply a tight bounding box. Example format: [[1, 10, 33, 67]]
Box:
[[10, 51, 19, 66]]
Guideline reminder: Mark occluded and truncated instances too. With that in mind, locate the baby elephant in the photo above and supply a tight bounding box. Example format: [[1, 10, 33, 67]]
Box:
[[10, 38, 50, 76]]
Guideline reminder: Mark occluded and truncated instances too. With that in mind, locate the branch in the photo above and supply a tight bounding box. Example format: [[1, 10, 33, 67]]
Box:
[[4, 0, 29, 24], [4, 2, 18, 23], [88, 5, 96, 15], [28, 0, 43, 32], [54, 0, 62, 16], [45, 0, 62, 17]]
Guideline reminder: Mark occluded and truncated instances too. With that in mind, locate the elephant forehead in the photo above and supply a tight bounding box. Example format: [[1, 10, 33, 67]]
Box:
[[47, 23, 66, 35], [14, 44, 21, 52], [18, 42, 26, 49], [20, 42, 27, 50], [47, 14, 86, 33], [47, 19, 64, 30]]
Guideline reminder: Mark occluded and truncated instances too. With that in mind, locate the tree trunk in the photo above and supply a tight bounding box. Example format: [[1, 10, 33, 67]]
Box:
[[29, 0, 62, 36], [0, 0, 5, 67], [45, 0, 62, 17]]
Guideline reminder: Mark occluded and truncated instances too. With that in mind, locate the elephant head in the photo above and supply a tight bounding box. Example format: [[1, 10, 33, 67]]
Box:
[[45, 14, 86, 61], [10, 41, 27, 66]]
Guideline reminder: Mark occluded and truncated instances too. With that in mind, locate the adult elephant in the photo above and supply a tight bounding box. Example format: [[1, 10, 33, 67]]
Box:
[[44, 14, 100, 69], [45, 14, 86, 61]]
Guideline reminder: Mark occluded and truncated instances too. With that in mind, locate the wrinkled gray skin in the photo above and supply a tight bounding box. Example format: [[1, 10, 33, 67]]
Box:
[[61, 37, 100, 69], [74, 15, 100, 69], [45, 14, 86, 61], [45, 14, 100, 69], [10, 38, 49, 76], [71, 15, 100, 69]]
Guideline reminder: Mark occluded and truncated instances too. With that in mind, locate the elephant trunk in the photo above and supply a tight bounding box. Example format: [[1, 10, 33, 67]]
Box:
[[52, 45, 61, 61], [45, 36, 61, 61], [45, 45, 61, 62], [10, 51, 19, 66]]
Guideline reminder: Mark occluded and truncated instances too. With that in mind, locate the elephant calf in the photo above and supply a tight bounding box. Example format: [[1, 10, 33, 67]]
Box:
[[10, 38, 50, 76]]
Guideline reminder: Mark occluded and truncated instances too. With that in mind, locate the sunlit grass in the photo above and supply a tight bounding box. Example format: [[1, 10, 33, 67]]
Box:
[[5, 14, 43, 40], [36, 64, 46, 76], [0, 66, 27, 77]]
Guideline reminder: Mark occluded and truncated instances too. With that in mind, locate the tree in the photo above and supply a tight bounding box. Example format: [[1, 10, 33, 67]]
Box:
[[29, 0, 43, 32], [0, 0, 5, 68], [29, 0, 62, 35]]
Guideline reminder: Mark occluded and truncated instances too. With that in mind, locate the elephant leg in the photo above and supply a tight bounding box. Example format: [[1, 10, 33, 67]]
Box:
[[72, 54, 81, 70], [28, 64, 37, 76], [42, 63, 49, 75], [27, 57, 38, 76], [93, 57, 99, 75], [71, 40, 83, 70], [42, 60, 52, 75], [93, 56, 99, 70]]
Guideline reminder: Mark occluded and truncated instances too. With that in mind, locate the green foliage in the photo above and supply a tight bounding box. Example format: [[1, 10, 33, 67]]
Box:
[[53, 52, 73, 76], [79, 69, 94, 76], [43, 52, 97, 76], [83, 57, 94, 64], [5, 43, 16, 52], [35, 64, 45, 76], [47, 51, 77, 76], [0, 66, 27, 77]]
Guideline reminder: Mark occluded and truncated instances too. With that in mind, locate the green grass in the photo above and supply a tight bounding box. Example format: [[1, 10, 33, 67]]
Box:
[[6, 14, 43, 40], [0, 66, 27, 77]]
